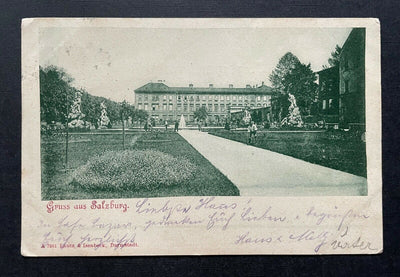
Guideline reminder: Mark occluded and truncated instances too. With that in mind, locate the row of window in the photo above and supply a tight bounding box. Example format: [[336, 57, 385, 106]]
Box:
[[322, 99, 334, 110], [137, 94, 270, 102], [138, 102, 270, 112]]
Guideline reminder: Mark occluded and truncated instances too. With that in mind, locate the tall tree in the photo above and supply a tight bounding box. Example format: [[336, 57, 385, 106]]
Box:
[[269, 52, 301, 93], [328, 45, 342, 67], [269, 52, 317, 116], [40, 66, 75, 124]]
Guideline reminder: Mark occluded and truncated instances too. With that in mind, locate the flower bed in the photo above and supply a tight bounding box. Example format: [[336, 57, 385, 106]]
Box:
[[71, 149, 196, 192]]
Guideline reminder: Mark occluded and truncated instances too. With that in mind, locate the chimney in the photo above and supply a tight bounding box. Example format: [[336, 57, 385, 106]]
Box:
[[229, 84, 233, 88], [189, 84, 193, 88], [262, 81, 264, 86], [246, 84, 251, 88], [209, 84, 213, 88]]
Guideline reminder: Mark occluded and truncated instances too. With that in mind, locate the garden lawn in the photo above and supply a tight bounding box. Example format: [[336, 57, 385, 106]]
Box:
[[41, 130, 239, 200], [208, 129, 366, 177]]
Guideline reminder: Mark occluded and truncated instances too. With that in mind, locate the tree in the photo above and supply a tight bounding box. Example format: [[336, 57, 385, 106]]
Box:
[[194, 106, 208, 121], [132, 109, 148, 122], [40, 66, 75, 124], [328, 45, 342, 67], [269, 52, 301, 93], [269, 52, 317, 116]]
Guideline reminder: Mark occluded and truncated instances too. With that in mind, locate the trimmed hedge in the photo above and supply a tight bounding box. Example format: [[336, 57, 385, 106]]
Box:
[[71, 150, 196, 192]]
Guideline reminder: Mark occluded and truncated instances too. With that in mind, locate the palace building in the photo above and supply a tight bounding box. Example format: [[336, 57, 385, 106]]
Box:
[[134, 82, 275, 124]]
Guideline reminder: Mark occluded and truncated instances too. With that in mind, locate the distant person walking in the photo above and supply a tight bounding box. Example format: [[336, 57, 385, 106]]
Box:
[[197, 120, 202, 132], [144, 121, 148, 132], [174, 120, 179, 132], [165, 120, 168, 131]]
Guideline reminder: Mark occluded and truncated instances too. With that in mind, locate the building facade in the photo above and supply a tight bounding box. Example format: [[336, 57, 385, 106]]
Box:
[[134, 82, 275, 124], [316, 66, 340, 124], [338, 28, 366, 128]]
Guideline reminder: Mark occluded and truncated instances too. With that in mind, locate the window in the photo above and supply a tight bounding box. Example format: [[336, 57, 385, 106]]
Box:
[[196, 95, 200, 101], [144, 95, 148, 101], [202, 95, 206, 100], [221, 104, 225, 112], [190, 96, 194, 101], [214, 104, 219, 112], [177, 105, 181, 111], [184, 105, 188, 111], [169, 95, 173, 100], [263, 96, 267, 101], [152, 106, 156, 111], [233, 96, 237, 100], [322, 100, 327, 110], [220, 95, 224, 100], [163, 104, 167, 110], [215, 95, 219, 100], [209, 95, 212, 100], [257, 96, 261, 101], [138, 104, 142, 109], [138, 96, 142, 101], [144, 104, 149, 110], [239, 96, 243, 100], [344, 80, 349, 94], [178, 95, 182, 100], [329, 99, 333, 109], [226, 96, 230, 101], [169, 104, 173, 110], [163, 95, 167, 100]]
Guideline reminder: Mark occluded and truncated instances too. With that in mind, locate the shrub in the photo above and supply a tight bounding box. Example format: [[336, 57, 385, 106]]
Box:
[[70, 150, 196, 191]]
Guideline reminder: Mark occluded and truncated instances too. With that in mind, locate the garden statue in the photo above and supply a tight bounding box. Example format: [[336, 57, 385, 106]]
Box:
[[243, 109, 252, 125], [68, 90, 86, 128], [98, 101, 110, 128], [281, 93, 303, 127], [179, 114, 186, 129]]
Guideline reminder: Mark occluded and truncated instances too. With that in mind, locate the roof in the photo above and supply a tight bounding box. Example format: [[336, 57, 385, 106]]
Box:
[[316, 66, 339, 75], [135, 82, 276, 95]]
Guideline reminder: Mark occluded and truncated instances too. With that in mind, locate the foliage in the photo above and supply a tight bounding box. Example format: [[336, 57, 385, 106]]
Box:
[[193, 106, 208, 121], [71, 149, 196, 191], [269, 52, 318, 116], [40, 65, 139, 127], [40, 66, 75, 124], [327, 45, 342, 67], [132, 109, 149, 122]]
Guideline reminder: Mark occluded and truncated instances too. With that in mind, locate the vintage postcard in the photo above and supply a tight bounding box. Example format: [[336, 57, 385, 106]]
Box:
[[21, 18, 382, 256]]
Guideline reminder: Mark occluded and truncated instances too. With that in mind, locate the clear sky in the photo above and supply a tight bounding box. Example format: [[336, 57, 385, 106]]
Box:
[[40, 27, 352, 103]]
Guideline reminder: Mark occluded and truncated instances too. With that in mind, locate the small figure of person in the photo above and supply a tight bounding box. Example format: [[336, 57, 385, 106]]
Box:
[[148, 120, 152, 132], [144, 121, 148, 132], [174, 120, 179, 132], [247, 123, 252, 144], [248, 121, 257, 144], [165, 120, 168, 131], [197, 120, 202, 131]]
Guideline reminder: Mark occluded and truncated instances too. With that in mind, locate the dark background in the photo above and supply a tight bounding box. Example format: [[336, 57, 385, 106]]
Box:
[[1, 0, 399, 276]]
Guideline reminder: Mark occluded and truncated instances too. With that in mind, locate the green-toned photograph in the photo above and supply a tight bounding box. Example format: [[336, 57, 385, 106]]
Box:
[[40, 27, 367, 200]]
